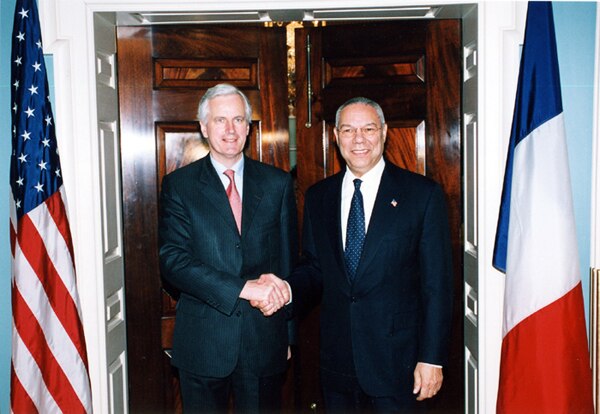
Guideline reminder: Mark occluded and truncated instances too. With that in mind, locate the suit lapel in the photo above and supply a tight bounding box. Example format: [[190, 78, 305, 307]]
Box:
[[355, 165, 404, 279], [326, 174, 345, 266], [197, 157, 240, 234], [240, 157, 264, 236], [324, 174, 351, 291]]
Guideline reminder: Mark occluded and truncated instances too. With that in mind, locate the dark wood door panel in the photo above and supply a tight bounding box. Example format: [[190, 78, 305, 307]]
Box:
[[152, 26, 262, 57], [320, 86, 428, 126], [295, 20, 462, 414], [385, 123, 427, 175], [118, 24, 290, 413], [322, 21, 428, 57], [118, 25, 165, 414], [119, 19, 463, 414], [154, 58, 259, 89], [156, 122, 207, 180]]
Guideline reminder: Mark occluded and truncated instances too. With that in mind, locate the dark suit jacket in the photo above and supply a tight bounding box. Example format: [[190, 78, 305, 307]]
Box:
[[158, 155, 297, 378], [290, 161, 453, 398]]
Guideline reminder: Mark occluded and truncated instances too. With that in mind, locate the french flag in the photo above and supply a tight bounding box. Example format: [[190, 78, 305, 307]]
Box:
[[493, 2, 594, 413]]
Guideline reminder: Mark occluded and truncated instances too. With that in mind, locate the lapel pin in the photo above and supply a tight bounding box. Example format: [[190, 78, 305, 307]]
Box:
[[391, 199, 398, 207]]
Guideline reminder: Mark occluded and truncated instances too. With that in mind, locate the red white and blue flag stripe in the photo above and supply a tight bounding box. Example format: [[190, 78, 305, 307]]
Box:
[[10, 0, 92, 412], [493, 2, 593, 413]]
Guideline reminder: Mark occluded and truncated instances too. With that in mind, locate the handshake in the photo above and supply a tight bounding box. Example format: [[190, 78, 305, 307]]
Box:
[[239, 273, 291, 316]]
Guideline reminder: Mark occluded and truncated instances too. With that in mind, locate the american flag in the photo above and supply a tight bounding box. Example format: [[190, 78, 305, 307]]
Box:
[[10, 0, 93, 412]]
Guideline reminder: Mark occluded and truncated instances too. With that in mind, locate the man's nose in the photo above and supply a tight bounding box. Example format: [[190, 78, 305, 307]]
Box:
[[353, 130, 366, 142]]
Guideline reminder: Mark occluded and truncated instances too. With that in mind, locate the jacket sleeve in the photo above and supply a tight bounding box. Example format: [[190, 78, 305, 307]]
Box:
[[417, 183, 454, 365], [279, 173, 298, 279], [287, 189, 324, 318]]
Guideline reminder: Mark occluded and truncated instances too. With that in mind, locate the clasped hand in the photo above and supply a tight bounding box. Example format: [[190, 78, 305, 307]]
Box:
[[413, 362, 443, 401], [239, 273, 290, 316]]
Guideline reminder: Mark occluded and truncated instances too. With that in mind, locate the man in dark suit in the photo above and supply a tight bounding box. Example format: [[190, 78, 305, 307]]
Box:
[[158, 83, 297, 413], [277, 97, 453, 412]]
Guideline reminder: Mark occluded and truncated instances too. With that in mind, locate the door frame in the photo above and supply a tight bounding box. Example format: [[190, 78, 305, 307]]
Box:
[[40, 1, 528, 412]]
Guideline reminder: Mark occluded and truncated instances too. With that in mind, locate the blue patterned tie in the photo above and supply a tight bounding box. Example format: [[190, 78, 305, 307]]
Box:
[[345, 179, 365, 280]]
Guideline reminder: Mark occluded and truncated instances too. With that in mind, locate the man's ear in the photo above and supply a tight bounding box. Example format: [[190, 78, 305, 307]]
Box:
[[200, 122, 208, 138]]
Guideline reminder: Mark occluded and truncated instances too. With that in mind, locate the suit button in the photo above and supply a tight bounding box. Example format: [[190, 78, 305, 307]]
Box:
[[235, 243, 240, 249], [351, 296, 357, 303], [236, 311, 242, 317]]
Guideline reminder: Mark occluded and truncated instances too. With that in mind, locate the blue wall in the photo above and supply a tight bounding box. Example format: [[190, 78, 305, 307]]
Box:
[[554, 2, 597, 324], [0, 1, 597, 411]]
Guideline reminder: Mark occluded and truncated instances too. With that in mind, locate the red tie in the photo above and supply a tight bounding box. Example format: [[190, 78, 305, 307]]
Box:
[[224, 169, 242, 233]]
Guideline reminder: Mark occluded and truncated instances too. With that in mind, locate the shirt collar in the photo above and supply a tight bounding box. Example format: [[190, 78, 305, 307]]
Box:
[[210, 155, 244, 178], [344, 157, 385, 187]]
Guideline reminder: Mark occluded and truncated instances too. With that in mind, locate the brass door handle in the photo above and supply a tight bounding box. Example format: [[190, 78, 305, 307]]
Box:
[[305, 34, 313, 128]]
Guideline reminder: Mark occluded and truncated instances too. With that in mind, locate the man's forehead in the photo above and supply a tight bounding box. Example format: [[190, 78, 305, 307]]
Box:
[[207, 95, 245, 115], [339, 104, 379, 123]]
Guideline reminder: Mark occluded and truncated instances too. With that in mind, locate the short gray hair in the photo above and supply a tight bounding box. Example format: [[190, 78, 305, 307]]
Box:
[[335, 97, 386, 128], [197, 83, 252, 124]]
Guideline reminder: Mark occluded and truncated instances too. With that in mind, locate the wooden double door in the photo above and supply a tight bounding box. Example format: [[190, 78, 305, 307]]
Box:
[[118, 20, 462, 413]]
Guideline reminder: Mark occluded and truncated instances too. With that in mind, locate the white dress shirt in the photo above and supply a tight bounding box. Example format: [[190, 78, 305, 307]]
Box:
[[341, 157, 385, 250], [210, 155, 244, 200]]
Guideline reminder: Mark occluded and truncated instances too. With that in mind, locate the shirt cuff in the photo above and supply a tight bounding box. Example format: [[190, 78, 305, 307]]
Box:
[[420, 362, 442, 368]]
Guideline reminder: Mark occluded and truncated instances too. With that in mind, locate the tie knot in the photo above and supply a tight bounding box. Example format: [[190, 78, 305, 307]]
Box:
[[353, 178, 362, 190], [224, 169, 235, 181]]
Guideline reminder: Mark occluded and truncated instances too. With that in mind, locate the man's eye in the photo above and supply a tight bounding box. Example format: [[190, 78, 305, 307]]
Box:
[[364, 127, 376, 134], [215, 118, 226, 124], [234, 117, 245, 124]]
